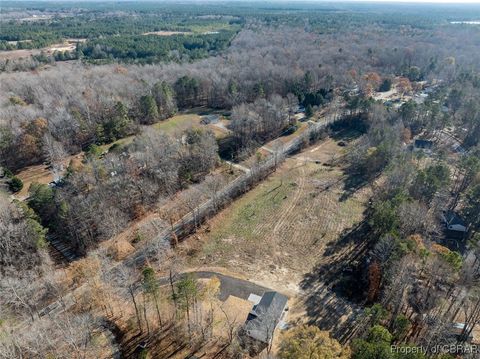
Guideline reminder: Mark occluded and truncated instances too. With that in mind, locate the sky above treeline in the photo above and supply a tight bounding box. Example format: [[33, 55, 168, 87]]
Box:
[[313, 0, 480, 3], [275, 0, 480, 3]]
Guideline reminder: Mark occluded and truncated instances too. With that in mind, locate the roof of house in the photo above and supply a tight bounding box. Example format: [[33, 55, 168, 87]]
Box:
[[244, 291, 288, 344], [414, 139, 434, 149], [444, 210, 467, 228], [450, 323, 474, 341], [200, 114, 219, 124]]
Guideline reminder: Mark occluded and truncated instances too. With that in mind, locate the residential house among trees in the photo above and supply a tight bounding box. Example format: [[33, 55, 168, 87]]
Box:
[[241, 291, 288, 354], [414, 139, 434, 151]]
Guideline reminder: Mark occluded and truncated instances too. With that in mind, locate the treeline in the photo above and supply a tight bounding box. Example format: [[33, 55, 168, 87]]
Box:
[[0, 195, 48, 278], [0, 78, 179, 171], [332, 77, 480, 353], [28, 127, 218, 254], [227, 95, 297, 158], [0, 10, 241, 49]]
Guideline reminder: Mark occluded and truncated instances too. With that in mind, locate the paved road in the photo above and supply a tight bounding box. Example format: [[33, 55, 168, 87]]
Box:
[[162, 271, 274, 301]]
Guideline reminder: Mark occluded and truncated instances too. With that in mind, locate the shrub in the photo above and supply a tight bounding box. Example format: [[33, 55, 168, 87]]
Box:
[[8, 176, 24, 193], [379, 78, 392, 92], [305, 104, 314, 118], [3, 167, 14, 178], [9, 96, 28, 106]]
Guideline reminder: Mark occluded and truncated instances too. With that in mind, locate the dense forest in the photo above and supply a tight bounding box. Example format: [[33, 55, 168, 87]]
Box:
[[0, 2, 242, 64], [2, 1, 480, 358]]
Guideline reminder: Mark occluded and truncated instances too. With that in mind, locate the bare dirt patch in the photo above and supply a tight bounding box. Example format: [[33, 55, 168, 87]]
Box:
[[0, 48, 41, 60], [0, 39, 84, 60], [15, 164, 53, 199], [143, 31, 191, 36], [15, 153, 82, 200]]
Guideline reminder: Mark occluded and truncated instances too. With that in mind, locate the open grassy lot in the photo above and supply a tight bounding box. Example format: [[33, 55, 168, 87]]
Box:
[[153, 112, 229, 138], [153, 113, 202, 133], [183, 138, 370, 294]]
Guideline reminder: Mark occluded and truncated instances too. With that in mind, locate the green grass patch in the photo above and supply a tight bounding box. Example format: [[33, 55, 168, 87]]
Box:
[[153, 114, 201, 133], [208, 177, 295, 244]]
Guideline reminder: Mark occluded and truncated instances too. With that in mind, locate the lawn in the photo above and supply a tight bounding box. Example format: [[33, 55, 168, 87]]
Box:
[[152, 113, 202, 133], [99, 112, 227, 152]]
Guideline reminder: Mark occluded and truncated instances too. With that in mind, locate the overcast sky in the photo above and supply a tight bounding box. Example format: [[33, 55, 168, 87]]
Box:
[[329, 0, 480, 2], [244, 0, 480, 4], [292, 0, 480, 3]]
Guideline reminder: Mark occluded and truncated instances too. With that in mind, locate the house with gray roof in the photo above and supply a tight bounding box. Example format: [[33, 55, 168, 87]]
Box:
[[200, 114, 220, 125], [241, 291, 288, 354]]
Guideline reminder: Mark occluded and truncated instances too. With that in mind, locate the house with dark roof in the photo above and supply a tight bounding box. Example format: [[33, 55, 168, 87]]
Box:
[[414, 139, 434, 150], [200, 114, 220, 125], [241, 291, 288, 354], [442, 210, 467, 233]]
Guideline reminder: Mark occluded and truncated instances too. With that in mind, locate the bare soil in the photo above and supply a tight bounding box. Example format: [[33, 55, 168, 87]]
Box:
[[143, 31, 190, 36]]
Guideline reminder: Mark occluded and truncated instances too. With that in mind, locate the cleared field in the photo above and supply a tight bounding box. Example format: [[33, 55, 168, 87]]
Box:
[[0, 39, 84, 60], [153, 113, 202, 133], [183, 138, 369, 293], [143, 31, 190, 36], [15, 153, 83, 200], [0, 48, 41, 60], [152, 113, 229, 138], [15, 164, 54, 199]]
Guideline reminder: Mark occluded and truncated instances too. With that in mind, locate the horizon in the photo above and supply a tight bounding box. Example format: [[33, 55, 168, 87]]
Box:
[[6, 0, 480, 3]]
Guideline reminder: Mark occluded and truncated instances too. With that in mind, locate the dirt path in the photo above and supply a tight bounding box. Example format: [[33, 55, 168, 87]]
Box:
[[224, 160, 250, 173], [261, 145, 274, 154]]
